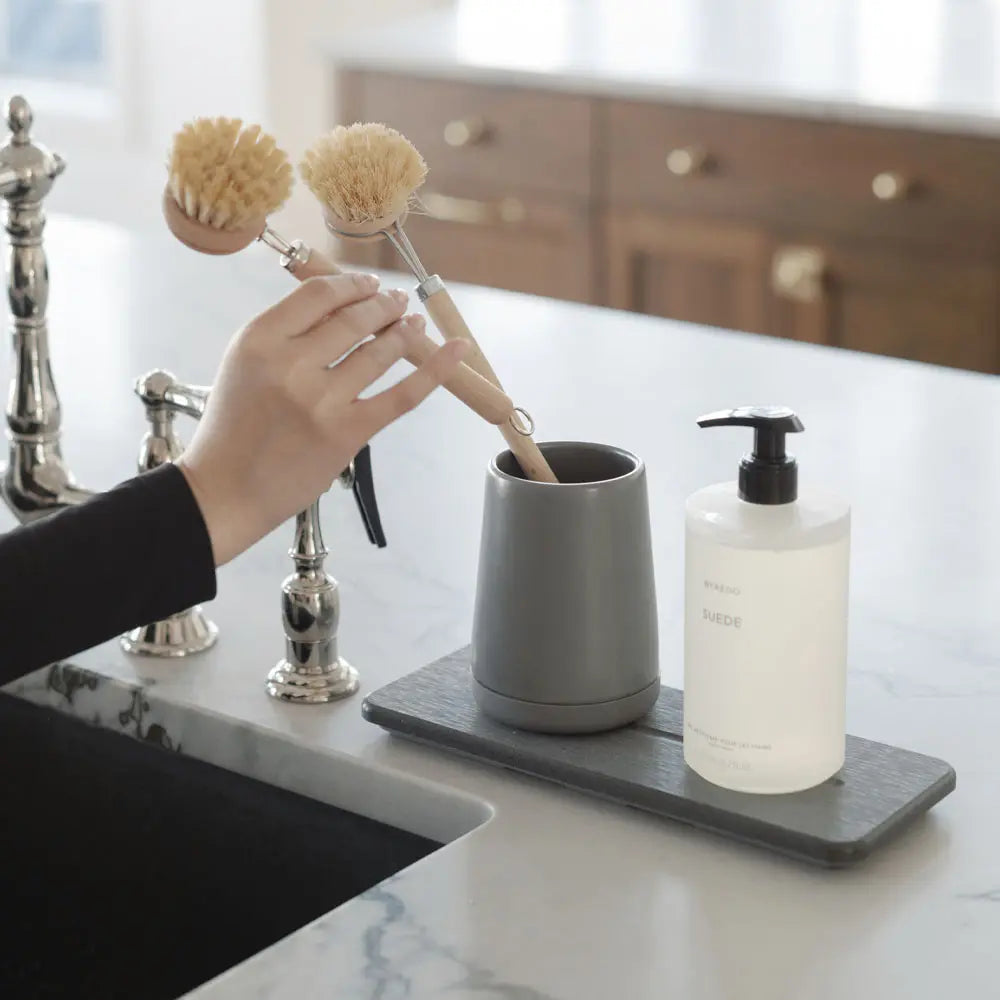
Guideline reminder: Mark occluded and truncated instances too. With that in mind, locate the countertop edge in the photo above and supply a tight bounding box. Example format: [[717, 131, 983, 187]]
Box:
[[326, 52, 1000, 139]]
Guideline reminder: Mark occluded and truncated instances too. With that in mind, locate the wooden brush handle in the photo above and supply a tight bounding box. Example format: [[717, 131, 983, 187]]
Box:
[[401, 334, 513, 425], [284, 247, 514, 427], [423, 285, 504, 387], [288, 246, 343, 280], [289, 248, 555, 479], [423, 285, 558, 483], [497, 420, 559, 483]]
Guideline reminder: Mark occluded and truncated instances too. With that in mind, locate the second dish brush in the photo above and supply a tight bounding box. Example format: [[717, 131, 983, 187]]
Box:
[[300, 123, 559, 485]]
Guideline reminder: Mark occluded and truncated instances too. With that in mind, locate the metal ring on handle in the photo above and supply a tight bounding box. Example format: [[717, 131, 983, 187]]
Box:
[[509, 407, 535, 436]]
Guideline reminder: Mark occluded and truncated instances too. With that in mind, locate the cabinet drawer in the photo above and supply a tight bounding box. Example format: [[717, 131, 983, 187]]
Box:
[[604, 100, 1000, 250], [351, 72, 593, 200]]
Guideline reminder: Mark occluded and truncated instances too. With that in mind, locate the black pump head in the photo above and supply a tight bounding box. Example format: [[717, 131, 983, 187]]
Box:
[[697, 406, 805, 504]]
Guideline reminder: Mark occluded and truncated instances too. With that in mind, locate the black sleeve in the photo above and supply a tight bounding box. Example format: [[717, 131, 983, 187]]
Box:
[[0, 463, 217, 684]]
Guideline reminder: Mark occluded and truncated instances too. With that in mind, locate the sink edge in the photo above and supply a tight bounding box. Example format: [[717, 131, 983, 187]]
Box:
[[5, 660, 495, 845]]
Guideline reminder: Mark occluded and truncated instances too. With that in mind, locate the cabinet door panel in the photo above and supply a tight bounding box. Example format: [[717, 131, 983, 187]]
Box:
[[606, 212, 769, 334], [770, 241, 998, 372]]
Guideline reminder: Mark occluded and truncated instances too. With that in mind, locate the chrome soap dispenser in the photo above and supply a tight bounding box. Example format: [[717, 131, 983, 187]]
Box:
[[683, 407, 850, 794]]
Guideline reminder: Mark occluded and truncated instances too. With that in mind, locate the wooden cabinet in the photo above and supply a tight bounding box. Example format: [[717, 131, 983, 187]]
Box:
[[602, 98, 1000, 255], [356, 73, 593, 200], [605, 212, 769, 334], [768, 241, 998, 370], [336, 71, 596, 303], [602, 97, 1000, 371], [606, 223, 999, 369], [334, 68, 1000, 373]]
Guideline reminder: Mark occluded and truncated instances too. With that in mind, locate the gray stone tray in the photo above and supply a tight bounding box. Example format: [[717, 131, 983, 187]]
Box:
[[362, 648, 956, 867]]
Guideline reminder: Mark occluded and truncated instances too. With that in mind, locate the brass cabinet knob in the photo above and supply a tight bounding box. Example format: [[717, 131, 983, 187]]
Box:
[[443, 116, 489, 148], [872, 171, 910, 201], [771, 246, 826, 304], [666, 146, 709, 177]]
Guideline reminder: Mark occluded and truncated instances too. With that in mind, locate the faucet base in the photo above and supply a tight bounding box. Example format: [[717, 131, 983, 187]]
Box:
[[2, 444, 94, 524], [121, 607, 219, 658], [265, 656, 359, 704]]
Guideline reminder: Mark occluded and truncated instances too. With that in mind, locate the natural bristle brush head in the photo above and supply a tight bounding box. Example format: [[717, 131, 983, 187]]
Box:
[[163, 117, 293, 255], [299, 123, 427, 236]]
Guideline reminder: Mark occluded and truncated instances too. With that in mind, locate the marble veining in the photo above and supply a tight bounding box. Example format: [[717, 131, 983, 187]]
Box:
[[958, 889, 1000, 904], [117, 688, 180, 750], [43, 660, 100, 705], [358, 885, 562, 1000], [187, 877, 565, 1000]]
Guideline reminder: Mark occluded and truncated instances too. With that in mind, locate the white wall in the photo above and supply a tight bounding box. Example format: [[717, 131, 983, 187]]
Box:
[[127, 0, 269, 149], [37, 0, 445, 239]]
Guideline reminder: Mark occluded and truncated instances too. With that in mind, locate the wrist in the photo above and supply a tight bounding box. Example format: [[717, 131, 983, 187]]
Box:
[[176, 458, 248, 567]]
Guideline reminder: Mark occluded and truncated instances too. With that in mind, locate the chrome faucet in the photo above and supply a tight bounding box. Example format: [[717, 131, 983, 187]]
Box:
[[129, 370, 385, 699], [123, 371, 218, 658], [0, 95, 92, 522], [0, 95, 383, 702]]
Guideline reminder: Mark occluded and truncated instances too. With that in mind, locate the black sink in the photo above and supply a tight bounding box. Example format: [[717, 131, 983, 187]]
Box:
[[0, 693, 440, 999]]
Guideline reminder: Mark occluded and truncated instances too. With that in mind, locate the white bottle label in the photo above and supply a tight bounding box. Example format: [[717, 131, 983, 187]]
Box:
[[684, 532, 849, 788]]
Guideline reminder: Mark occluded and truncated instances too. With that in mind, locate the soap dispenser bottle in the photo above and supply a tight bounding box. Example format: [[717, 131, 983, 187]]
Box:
[[684, 406, 850, 794]]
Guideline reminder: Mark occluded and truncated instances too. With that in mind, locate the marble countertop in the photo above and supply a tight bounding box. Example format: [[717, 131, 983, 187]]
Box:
[[3, 213, 999, 999], [324, 0, 1000, 137]]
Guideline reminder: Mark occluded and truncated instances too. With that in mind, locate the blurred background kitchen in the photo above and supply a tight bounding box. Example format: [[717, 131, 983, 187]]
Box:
[[7, 0, 1000, 373]]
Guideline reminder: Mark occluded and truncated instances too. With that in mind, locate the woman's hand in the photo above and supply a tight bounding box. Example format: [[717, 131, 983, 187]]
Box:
[[178, 273, 468, 566]]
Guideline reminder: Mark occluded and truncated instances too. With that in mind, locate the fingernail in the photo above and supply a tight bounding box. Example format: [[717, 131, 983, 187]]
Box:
[[407, 313, 426, 331], [355, 272, 379, 289], [388, 288, 408, 306]]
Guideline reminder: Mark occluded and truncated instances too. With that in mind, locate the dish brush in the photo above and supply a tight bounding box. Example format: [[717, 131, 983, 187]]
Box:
[[300, 123, 559, 484], [162, 116, 513, 429]]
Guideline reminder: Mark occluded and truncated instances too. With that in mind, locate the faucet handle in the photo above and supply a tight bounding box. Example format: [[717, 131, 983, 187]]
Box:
[[132, 369, 209, 471], [6, 95, 32, 144], [134, 369, 210, 420], [133, 370, 182, 471], [123, 368, 219, 656], [346, 444, 387, 548]]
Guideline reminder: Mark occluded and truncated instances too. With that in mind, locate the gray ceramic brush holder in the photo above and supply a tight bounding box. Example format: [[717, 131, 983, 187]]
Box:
[[471, 441, 660, 733]]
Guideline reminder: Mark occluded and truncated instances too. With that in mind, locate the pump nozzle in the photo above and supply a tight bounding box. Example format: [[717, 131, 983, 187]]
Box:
[[697, 406, 804, 504]]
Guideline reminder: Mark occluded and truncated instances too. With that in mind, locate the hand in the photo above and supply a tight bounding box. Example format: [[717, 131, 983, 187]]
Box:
[[178, 273, 468, 566]]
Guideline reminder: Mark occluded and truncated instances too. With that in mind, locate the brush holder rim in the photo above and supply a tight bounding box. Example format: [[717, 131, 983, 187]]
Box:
[[490, 440, 644, 489]]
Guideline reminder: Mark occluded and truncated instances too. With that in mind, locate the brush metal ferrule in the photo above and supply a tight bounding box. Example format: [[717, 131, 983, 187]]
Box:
[[281, 241, 313, 274], [258, 227, 313, 274], [416, 274, 444, 302], [258, 225, 295, 257]]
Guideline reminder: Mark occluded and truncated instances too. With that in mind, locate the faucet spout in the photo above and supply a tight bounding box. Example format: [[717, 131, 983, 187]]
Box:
[[0, 94, 93, 523]]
